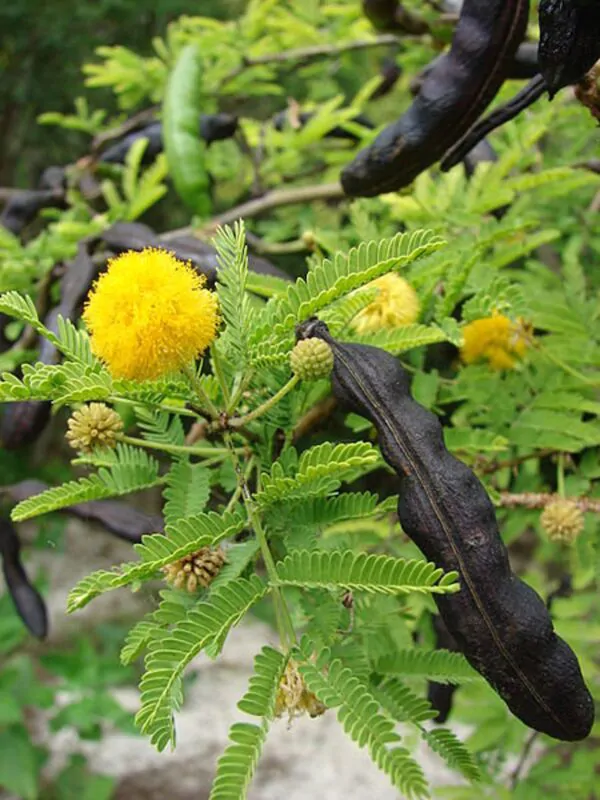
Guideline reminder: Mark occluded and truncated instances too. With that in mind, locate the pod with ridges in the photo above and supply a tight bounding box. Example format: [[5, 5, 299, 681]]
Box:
[[297, 318, 594, 742], [341, 0, 530, 196]]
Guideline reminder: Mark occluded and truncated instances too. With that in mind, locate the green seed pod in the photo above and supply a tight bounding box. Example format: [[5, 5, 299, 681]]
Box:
[[296, 318, 594, 743], [290, 338, 334, 381]]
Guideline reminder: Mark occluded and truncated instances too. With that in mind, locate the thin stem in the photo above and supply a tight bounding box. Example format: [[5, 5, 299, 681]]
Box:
[[229, 374, 300, 428], [220, 35, 400, 87], [184, 363, 220, 418], [163, 184, 346, 242], [243, 482, 296, 648], [120, 434, 234, 459], [210, 345, 231, 406], [479, 448, 554, 475], [499, 491, 600, 513], [224, 433, 296, 648], [110, 395, 201, 419], [536, 342, 599, 387], [557, 453, 566, 498], [226, 371, 254, 416], [225, 457, 254, 514], [510, 731, 539, 789]]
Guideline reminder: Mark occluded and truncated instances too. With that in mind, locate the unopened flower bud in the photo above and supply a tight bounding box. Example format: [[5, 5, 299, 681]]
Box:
[[290, 338, 333, 381]]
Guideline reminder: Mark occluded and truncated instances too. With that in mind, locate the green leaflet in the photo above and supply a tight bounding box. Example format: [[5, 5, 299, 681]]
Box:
[[163, 460, 211, 526], [136, 575, 268, 750], [208, 724, 266, 800], [209, 647, 287, 799], [12, 445, 160, 522], [273, 550, 460, 596], [423, 727, 481, 783], [163, 44, 211, 216], [295, 638, 428, 799], [372, 648, 481, 683], [67, 509, 245, 611]]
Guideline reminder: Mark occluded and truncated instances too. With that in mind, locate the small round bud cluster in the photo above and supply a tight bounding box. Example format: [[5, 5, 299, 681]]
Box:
[[290, 338, 334, 382], [301, 230, 318, 251], [274, 660, 327, 722], [163, 546, 226, 593], [66, 403, 123, 453], [540, 499, 584, 545]]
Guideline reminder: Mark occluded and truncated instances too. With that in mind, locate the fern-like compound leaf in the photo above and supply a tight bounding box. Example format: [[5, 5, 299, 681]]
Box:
[[163, 460, 211, 525], [214, 221, 254, 370], [67, 509, 245, 611], [423, 727, 481, 782], [237, 646, 287, 718], [372, 648, 481, 684], [274, 550, 460, 596], [257, 442, 379, 506], [295, 638, 428, 799], [136, 575, 268, 750], [208, 723, 266, 800]]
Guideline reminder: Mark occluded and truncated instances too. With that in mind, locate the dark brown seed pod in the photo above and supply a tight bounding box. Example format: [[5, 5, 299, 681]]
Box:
[[296, 318, 594, 742], [0, 518, 48, 638], [538, 0, 600, 97], [341, 0, 530, 196]]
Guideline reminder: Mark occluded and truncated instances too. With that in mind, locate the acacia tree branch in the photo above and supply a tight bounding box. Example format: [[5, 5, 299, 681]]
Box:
[[220, 34, 401, 86], [162, 182, 345, 241], [478, 448, 555, 475], [499, 492, 600, 513]]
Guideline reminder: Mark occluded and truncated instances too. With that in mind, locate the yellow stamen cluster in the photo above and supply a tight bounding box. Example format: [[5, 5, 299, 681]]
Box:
[[66, 403, 123, 453], [460, 312, 530, 370], [541, 499, 584, 545], [83, 248, 219, 381], [274, 660, 326, 721], [162, 546, 226, 593], [352, 273, 420, 334]]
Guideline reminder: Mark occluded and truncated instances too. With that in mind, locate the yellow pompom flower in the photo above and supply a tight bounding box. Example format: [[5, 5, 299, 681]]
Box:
[[83, 248, 219, 381], [352, 273, 420, 334], [460, 312, 530, 371]]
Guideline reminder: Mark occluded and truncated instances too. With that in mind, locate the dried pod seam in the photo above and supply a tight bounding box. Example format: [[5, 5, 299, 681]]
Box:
[[297, 318, 594, 742]]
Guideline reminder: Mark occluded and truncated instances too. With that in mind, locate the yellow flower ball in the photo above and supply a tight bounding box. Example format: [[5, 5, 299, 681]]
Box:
[[352, 273, 420, 334], [83, 248, 219, 381], [460, 312, 530, 371]]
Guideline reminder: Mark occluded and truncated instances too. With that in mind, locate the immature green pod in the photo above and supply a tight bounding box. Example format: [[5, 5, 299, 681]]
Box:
[[297, 319, 594, 742], [163, 45, 211, 217]]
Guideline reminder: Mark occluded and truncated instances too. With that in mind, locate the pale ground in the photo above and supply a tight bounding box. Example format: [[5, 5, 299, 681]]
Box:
[[3, 516, 526, 799]]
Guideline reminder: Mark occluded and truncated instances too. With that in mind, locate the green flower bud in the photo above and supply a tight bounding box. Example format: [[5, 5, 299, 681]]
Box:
[[290, 338, 334, 381]]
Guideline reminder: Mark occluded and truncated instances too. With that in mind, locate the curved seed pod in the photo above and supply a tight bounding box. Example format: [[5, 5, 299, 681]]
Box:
[[99, 114, 238, 165], [0, 519, 48, 638], [0, 188, 67, 235], [440, 75, 547, 171], [539, 0, 600, 96], [297, 318, 594, 742], [410, 43, 539, 99], [0, 243, 98, 450], [362, 0, 429, 35], [101, 222, 291, 285], [341, 0, 530, 197], [163, 44, 211, 216]]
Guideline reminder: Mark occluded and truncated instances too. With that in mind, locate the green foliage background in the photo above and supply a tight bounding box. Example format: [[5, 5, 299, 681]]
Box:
[[0, 1, 599, 799]]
